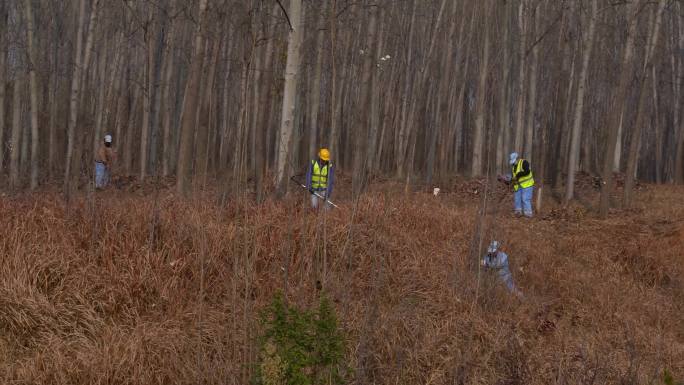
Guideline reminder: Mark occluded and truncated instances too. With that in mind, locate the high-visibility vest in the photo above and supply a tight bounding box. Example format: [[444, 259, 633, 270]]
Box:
[[512, 159, 534, 191], [311, 160, 330, 189]]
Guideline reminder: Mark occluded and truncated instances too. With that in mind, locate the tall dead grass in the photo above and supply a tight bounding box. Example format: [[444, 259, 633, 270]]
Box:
[[0, 184, 682, 384]]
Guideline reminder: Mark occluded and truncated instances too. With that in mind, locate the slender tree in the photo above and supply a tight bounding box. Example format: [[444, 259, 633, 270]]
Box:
[[275, 0, 305, 196], [176, 0, 209, 195], [599, 1, 641, 217], [565, 0, 598, 203]]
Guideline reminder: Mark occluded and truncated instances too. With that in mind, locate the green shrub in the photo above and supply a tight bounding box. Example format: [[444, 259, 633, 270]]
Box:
[[663, 369, 683, 385], [255, 293, 347, 385]]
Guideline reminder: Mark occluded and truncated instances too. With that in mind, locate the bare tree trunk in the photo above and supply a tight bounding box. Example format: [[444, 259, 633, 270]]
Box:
[[47, 13, 58, 178], [513, 0, 527, 152], [653, 65, 662, 184], [92, 43, 107, 160], [352, 2, 378, 196], [308, 0, 327, 159], [124, 84, 140, 175], [218, 38, 233, 170], [255, 9, 276, 203], [524, 3, 539, 162], [63, 0, 88, 195], [552, 31, 574, 191], [25, 0, 39, 189], [231, 44, 255, 187], [10, 75, 22, 188], [472, 0, 491, 176], [114, 57, 130, 172], [140, 9, 155, 181], [498, 1, 511, 171], [367, 6, 385, 180], [102, 35, 123, 148], [673, 1, 684, 184], [176, 0, 208, 195], [402, 0, 448, 178], [327, 0, 340, 158], [0, 22, 5, 174], [565, 0, 597, 203], [197, 37, 220, 182], [625, 0, 665, 204], [395, 0, 417, 177], [160, 0, 177, 177], [249, 37, 262, 185], [599, 1, 641, 217], [275, 0, 305, 196]]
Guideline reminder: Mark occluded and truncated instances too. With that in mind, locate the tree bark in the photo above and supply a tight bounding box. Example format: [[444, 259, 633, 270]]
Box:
[[25, 0, 40, 189], [513, 0, 527, 152], [63, 0, 88, 196], [599, 1, 641, 218], [10, 75, 22, 188], [161, 0, 177, 177], [140, 7, 155, 181], [275, 0, 305, 196], [624, 0, 665, 204], [395, 0, 417, 177], [218, 37, 233, 171], [176, 0, 208, 196], [352, 1, 378, 196], [196, 37, 221, 182], [308, 0, 327, 160], [255, 8, 277, 203], [471, 0, 490, 177], [92, 42, 108, 160], [675, 0, 684, 183], [565, 0, 598, 203], [0, 7, 7, 174], [524, 3, 539, 163], [498, 1, 511, 172]]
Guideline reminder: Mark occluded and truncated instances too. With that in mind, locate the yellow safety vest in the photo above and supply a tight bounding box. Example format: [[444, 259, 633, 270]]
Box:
[[311, 160, 330, 189], [512, 159, 534, 191]]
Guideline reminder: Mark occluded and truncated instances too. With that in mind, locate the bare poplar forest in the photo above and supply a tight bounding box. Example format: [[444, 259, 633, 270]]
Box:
[[4, 1, 684, 384], [0, 0, 683, 205]]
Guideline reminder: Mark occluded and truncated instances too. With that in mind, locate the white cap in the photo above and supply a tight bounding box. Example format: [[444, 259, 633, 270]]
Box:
[[104, 134, 112, 143], [509, 152, 519, 165], [487, 240, 499, 254]]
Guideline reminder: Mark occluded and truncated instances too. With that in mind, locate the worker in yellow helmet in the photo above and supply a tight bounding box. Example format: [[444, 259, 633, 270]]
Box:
[[305, 148, 335, 209]]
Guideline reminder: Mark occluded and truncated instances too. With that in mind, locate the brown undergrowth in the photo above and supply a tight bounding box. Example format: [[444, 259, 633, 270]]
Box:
[[0, 182, 682, 384]]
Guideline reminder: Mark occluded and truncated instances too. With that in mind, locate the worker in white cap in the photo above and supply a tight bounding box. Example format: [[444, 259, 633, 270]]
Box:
[[500, 152, 535, 217], [95, 134, 117, 189], [481, 240, 522, 296]]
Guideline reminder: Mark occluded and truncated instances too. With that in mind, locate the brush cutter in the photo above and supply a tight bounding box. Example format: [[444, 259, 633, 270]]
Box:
[[290, 176, 340, 209]]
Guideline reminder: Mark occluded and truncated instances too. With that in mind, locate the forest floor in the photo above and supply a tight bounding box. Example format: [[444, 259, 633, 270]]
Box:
[[0, 175, 682, 384]]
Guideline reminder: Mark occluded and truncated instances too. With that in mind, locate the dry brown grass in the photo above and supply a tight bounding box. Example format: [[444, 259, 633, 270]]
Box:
[[0, 182, 682, 384]]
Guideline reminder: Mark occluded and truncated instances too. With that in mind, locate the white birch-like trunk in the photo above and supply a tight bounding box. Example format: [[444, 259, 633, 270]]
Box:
[[275, 0, 305, 196]]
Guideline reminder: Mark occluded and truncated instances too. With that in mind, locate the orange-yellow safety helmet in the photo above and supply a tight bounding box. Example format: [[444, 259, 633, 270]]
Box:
[[319, 148, 330, 161]]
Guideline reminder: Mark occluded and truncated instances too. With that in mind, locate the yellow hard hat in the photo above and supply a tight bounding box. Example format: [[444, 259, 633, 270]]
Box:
[[319, 148, 330, 161]]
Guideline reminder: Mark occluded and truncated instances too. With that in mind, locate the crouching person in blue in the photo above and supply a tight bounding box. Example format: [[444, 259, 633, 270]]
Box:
[[305, 148, 335, 210], [482, 240, 522, 297]]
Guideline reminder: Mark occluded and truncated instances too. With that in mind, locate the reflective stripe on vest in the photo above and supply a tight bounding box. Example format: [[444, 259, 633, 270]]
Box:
[[512, 159, 534, 191], [312, 160, 329, 189]]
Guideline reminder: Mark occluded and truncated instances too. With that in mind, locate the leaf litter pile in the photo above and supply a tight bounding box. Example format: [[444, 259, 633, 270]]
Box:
[[0, 182, 682, 384]]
